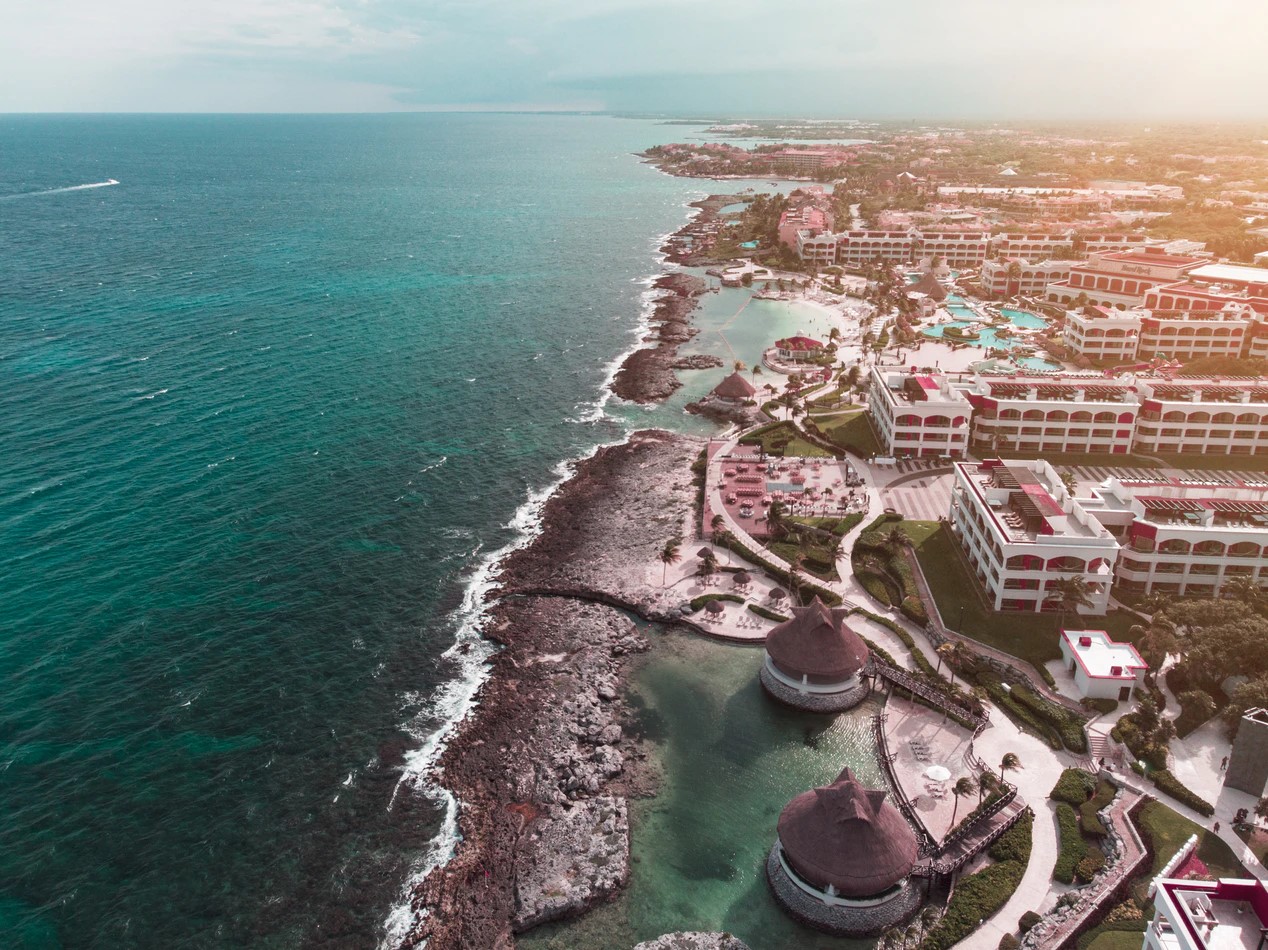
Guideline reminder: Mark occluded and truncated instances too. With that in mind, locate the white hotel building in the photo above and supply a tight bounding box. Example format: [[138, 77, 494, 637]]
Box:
[[867, 367, 972, 459], [1046, 250, 1206, 309], [1061, 304, 1257, 364], [958, 374, 1140, 457], [1145, 877, 1268, 950], [980, 258, 1073, 298], [1132, 377, 1268, 457], [949, 460, 1118, 614]]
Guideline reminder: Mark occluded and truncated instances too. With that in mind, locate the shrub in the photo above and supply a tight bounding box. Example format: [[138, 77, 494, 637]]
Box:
[[1012, 683, 1088, 753], [1050, 768, 1096, 806], [857, 570, 892, 606], [746, 604, 789, 622], [1151, 769, 1215, 817], [1019, 911, 1042, 934], [1074, 844, 1106, 883], [1053, 803, 1087, 884], [1082, 697, 1119, 716], [919, 813, 1032, 950], [999, 936, 1020, 950]]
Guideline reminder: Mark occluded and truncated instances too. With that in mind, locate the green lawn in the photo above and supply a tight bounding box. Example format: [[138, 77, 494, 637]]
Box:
[[1234, 825, 1268, 866], [909, 522, 1140, 672], [1131, 800, 1248, 905], [1086, 932, 1148, 950], [815, 411, 880, 458], [737, 421, 833, 459]]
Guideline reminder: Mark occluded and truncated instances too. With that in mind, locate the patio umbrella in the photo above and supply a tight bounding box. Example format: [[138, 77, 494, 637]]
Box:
[[770, 588, 787, 602], [924, 765, 951, 782], [697, 548, 713, 560], [733, 571, 752, 587], [705, 600, 725, 615]]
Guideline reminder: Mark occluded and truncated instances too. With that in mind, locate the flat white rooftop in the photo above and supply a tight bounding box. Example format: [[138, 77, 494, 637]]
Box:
[[1062, 629, 1146, 680], [1188, 262, 1268, 287]]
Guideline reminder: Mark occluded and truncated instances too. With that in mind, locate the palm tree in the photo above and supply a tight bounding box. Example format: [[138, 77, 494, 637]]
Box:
[[935, 642, 955, 681], [659, 538, 682, 587], [1046, 575, 1094, 627], [710, 513, 725, 538], [949, 776, 977, 826], [789, 554, 807, 605], [999, 752, 1022, 784], [977, 770, 1000, 804], [733, 359, 747, 374], [882, 525, 909, 554]]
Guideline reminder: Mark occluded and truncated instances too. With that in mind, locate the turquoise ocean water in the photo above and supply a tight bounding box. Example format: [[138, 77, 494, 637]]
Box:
[[0, 114, 875, 949]]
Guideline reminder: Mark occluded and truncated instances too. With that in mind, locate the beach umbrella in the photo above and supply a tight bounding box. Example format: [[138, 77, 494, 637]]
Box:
[[705, 600, 725, 615], [770, 588, 787, 602], [924, 765, 951, 782], [697, 548, 714, 560], [733, 571, 752, 587]]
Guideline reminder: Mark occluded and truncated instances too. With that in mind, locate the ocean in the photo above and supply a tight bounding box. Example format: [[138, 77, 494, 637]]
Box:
[[0, 113, 724, 948]]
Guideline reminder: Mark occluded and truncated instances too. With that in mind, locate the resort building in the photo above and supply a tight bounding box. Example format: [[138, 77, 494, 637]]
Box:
[[1131, 377, 1268, 457], [766, 767, 924, 936], [949, 459, 1119, 614], [834, 230, 918, 266], [1058, 629, 1147, 703], [1144, 877, 1268, 950], [1061, 307, 1143, 365], [779, 206, 834, 252], [1045, 250, 1206, 309], [759, 599, 871, 712], [774, 336, 826, 362], [1080, 475, 1268, 598], [916, 230, 991, 267], [1079, 233, 1157, 255], [867, 367, 971, 459], [980, 258, 1073, 298], [958, 374, 1140, 457], [990, 231, 1075, 259], [796, 228, 839, 266]]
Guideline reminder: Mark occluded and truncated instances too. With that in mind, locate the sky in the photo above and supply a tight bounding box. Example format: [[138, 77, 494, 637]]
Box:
[[3, 0, 1268, 118]]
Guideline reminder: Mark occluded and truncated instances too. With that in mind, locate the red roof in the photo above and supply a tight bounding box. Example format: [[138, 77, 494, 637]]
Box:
[[776, 336, 824, 351]]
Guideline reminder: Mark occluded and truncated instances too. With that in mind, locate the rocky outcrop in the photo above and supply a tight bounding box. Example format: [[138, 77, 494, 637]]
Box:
[[634, 933, 752, 950], [401, 431, 700, 949], [513, 796, 628, 930], [612, 273, 709, 403], [684, 396, 762, 428], [669, 354, 725, 370]]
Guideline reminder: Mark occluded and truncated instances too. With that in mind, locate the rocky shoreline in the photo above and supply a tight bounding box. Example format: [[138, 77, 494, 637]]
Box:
[[611, 192, 748, 405], [401, 431, 700, 949]]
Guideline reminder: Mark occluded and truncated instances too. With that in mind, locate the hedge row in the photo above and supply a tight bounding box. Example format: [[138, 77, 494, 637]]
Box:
[[747, 604, 790, 623], [688, 592, 745, 611], [976, 672, 1062, 750], [1151, 769, 1215, 817], [1009, 682, 1088, 753], [1053, 802, 1087, 884], [919, 812, 1033, 950]]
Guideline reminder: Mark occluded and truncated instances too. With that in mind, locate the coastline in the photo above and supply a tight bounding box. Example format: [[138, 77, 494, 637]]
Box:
[[610, 193, 745, 404], [399, 430, 702, 948]]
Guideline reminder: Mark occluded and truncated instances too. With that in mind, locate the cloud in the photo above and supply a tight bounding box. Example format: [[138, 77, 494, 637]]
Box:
[[2, 0, 1267, 115]]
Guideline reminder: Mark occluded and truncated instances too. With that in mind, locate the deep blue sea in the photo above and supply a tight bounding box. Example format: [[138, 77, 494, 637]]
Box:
[[0, 113, 727, 948]]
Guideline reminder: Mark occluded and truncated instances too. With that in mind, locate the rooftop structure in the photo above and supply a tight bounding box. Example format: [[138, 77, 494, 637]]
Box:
[[760, 598, 871, 712], [767, 767, 925, 936], [1146, 877, 1268, 950], [775, 336, 826, 361], [1062, 304, 1257, 364], [1187, 262, 1268, 292], [1058, 629, 1147, 702], [981, 258, 1073, 298], [1225, 707, 1268, 796]]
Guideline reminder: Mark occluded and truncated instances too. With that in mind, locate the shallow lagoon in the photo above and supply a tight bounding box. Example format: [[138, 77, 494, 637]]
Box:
[[521, 625, 879, 950]]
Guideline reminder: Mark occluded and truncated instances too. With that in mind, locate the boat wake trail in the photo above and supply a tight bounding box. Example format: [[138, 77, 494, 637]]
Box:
[[1, 179, 120, 200]]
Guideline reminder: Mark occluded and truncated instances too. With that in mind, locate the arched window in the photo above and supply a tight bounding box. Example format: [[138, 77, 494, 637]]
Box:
[[1048, 409, 1069, 422], [1194, 540, 1225, 557], [1229, 541, 1260, 558], [1159, 539, 1190, 555], [1046, 555, 1087, 572]]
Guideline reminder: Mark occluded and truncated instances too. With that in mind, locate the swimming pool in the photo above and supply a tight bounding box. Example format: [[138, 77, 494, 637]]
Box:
[[765, 482, 805, 493], [1014, 355, 1063, 371], [999, 307, 1048, 330], [740, 240, 759, 249]]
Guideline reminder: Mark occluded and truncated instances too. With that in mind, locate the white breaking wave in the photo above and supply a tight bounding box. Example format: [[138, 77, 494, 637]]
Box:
[[378, 441, 622, 948], [1, 179, 119, 200]]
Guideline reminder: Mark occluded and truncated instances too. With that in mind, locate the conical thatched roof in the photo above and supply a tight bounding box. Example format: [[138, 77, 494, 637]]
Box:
[[712, 372, 757, 400], [907, 271, 948, 302], [777, 767, 918, 897], [765, 597, 868, 681]]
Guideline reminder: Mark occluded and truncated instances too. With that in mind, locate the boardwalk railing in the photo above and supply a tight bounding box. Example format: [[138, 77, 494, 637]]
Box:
[[872, 713, 937, 855], [869, 659, 987, 731]]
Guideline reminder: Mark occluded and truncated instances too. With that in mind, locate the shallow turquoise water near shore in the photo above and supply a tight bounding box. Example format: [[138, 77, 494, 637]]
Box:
[[521, 626, 879, 950]]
